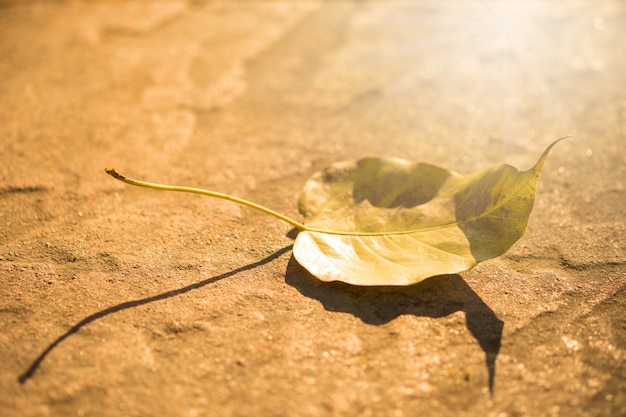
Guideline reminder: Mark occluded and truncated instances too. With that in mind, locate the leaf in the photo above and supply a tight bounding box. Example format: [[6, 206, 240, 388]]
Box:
[[293, 139, 564, 286], [106, 139, 565, 287]]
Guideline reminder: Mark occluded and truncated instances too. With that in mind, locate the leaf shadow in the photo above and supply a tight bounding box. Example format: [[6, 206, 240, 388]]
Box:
[[18, 243, 502, 394], [285, 257, 503, 393], [17, 245, 294, 384]]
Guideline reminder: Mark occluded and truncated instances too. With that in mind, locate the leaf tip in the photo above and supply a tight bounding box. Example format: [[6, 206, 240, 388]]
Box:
[[534, 136, 571, 173]]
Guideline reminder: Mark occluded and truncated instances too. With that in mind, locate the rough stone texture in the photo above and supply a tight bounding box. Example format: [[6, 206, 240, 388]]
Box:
[[1, 1, 624, 416]]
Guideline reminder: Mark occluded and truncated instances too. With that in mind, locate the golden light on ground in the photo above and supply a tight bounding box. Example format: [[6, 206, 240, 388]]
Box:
[[426, 0, 554, 68], [469, 1, 543, 53], [1, 2, 624, 416]]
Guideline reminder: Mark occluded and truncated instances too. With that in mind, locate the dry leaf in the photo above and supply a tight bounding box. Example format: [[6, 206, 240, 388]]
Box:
[[293, 140, 564, 286], [106, 139, 565, 287]]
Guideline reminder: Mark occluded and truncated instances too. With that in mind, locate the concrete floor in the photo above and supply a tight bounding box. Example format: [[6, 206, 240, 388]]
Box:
[[1, 1, 625, 416]]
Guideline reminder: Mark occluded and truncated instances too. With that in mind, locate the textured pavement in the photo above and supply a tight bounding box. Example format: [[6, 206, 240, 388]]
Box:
[[1, 1, 625, 416]]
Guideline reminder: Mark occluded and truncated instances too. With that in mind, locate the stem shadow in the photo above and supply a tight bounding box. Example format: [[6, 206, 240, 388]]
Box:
[[19, 244, 502, 394], [18, 245, 294, 384], [285, 257, 503, 393]]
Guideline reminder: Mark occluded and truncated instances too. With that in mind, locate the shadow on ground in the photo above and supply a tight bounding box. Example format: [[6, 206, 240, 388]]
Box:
[[18, 245, 502, 394], [18, 245, 295, 384], [285, 257, 503, 392]]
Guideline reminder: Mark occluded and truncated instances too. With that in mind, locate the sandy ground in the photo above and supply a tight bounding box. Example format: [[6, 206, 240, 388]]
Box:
[[1, 1, 625, 416]]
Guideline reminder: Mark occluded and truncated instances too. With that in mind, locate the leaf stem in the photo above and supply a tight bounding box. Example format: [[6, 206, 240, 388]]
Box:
[[106, 137, 568, 238], [104, 168, 308, 231]]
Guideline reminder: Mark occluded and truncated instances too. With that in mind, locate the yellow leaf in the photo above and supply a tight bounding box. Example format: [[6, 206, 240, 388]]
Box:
[[105, 139, 565, 287], [293, 139, 564, 286]]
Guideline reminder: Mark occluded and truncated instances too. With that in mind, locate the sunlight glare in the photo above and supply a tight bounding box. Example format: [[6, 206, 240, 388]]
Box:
[[476, 1, 544, 54]]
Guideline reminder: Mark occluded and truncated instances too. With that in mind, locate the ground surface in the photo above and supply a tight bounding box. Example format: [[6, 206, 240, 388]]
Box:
[[1, 1, 625, 416]]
